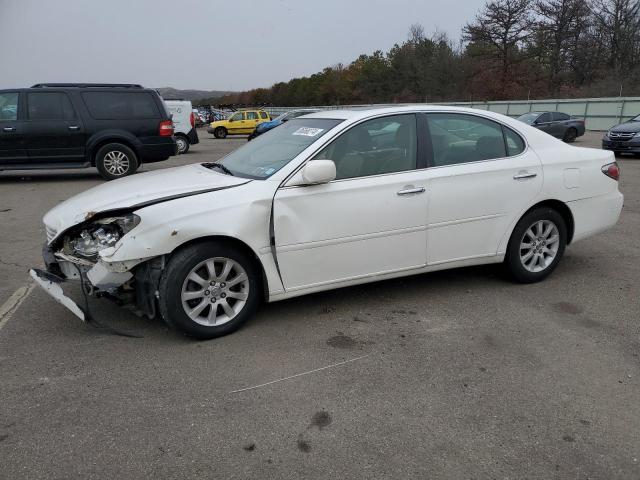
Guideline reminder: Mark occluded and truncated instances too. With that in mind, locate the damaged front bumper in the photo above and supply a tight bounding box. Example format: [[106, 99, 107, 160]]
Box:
[[29, 268, 86, 321], [31, 243, 163, 321]]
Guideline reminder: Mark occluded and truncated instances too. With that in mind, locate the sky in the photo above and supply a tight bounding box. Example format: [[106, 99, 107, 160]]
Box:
[[0, 0, 486, 92]]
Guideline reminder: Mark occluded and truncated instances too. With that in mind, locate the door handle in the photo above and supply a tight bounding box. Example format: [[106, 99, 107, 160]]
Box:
[[397, 186, 426, 196], [513, 172, 537, 180], [2, 127, 16, 132], [68, 125, 80, 131]]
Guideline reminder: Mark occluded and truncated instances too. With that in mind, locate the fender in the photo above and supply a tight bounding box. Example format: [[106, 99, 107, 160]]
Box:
[[86, 129, 143, 164]]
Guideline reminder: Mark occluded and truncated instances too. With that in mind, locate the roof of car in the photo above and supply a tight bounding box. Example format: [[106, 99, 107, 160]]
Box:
[[301, 104, 514, 120]]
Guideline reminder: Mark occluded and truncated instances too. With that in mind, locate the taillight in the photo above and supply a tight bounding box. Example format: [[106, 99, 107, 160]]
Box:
[[159, 120, 174, 137], [602, 162, 620, 181], [190, 112, 195, 128]]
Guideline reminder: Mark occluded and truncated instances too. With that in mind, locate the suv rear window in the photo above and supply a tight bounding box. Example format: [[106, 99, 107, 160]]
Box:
[[260, 111, 269, 119], [81, 92, 160, 120]]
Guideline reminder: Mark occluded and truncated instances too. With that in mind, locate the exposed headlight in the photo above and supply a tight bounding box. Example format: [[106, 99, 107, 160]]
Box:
[[69, 214, 140, 258]]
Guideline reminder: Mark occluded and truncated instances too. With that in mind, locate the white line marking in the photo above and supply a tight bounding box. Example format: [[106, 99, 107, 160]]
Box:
[[0, 283, 36, 333], [229, 354, 370, 394]]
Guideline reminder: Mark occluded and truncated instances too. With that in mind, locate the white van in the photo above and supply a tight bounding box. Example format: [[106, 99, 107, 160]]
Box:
[[164, 100, 200, 154]]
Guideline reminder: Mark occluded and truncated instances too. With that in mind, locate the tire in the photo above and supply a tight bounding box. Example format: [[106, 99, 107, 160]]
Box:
[[563, 127, 578, 143], [505, 207, 567, 283], [175, 135, 190, 154], [95, 143, 138, 180], [214, 127, 227, 139], [159, 241, 260, 339]]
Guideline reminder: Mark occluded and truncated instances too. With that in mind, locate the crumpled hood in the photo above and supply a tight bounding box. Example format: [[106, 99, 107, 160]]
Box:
[[44, 163, 249, 238]]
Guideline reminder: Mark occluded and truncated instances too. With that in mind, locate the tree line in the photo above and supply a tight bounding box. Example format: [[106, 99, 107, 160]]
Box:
[[200, 0, 640, 107]]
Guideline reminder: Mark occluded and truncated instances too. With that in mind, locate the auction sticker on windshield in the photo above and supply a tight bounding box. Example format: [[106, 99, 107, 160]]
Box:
[[292, 127, 324, 137]]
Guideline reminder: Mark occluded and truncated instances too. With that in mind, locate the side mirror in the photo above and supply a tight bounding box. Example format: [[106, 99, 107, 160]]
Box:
[[287, 160, 336, 186], [302, 160, 336, 184]]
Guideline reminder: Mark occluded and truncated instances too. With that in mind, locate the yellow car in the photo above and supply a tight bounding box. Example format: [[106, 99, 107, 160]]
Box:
[[207, 109, 271, 138]]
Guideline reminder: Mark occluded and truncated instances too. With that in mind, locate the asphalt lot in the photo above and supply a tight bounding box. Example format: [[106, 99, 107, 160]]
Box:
[[1, 129, 639, 479]]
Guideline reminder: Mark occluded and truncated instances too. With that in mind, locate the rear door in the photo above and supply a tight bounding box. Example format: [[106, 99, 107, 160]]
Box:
[[551, 112, 570, 137], [245, 111, 260, 133], [425, 113, 543, 264], [23, 91, 85, 163], [0, 91, 28, 165]]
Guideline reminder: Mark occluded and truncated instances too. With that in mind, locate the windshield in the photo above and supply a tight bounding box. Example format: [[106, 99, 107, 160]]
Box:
[[218, 118, 343, 179], [517, 113, 540, 124]]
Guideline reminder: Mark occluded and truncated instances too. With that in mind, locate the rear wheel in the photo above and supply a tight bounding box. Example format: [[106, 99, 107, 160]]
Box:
[[563, 128, 578, 143], [159, 242, 260, 339], [95, 143, 138, 180], [214, 127, 227, 139], [505, 208, 567, 283], [175, 135, 189, 154]]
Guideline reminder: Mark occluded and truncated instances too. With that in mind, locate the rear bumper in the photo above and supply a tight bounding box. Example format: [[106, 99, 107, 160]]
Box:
[[138, 140, 177, 163], [602, 138, 640, 152], [568, 190, 624, 243]]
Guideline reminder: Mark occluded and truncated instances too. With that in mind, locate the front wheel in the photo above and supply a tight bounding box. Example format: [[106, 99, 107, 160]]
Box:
[[159, 242, 260, 339], [95, 143, 138, 180], [213, 127, 227, 139], [175, 135, 190, 154], [505, 208, 567, 283]]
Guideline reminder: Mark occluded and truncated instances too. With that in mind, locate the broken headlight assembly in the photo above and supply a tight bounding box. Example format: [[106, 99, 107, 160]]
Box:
[[68, 214, 141, 259]]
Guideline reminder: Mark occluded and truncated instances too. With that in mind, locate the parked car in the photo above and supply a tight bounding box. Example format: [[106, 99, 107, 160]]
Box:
[[30, 106, 623, 339], [516, 111, 585, 142], [602, 114, 640, 156], [248, 109, 320, 140], [163, 100, 199, 154], [0, 84, 176, 180], [207, 109, 270, 138]]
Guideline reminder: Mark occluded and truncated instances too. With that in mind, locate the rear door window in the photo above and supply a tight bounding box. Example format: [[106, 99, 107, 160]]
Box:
[[0, 92, 19, 121], [27, 92, 76, 120], [552, 112, 570, 121], [246, 112, 259, 120], [81, 92, 160, 119], [426, 113, 506, 166]]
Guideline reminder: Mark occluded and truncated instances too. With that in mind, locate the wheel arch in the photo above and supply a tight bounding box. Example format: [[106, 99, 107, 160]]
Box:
[[168, 235, 270, 301], [89, 137, 139, 166], [522, 199, 575, 244]]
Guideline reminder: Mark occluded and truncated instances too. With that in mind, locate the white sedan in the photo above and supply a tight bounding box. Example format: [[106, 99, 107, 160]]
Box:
[[30, 106, 624, 339]]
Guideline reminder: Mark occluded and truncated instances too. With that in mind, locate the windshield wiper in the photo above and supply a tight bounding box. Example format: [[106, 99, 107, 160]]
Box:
[[202, 162, 234, 176]]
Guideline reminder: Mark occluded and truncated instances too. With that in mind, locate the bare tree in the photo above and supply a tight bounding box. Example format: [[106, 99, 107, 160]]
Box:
[[534, 0, 593, 93], [463, 0, 533, 92], [592, 0, 640, 73]]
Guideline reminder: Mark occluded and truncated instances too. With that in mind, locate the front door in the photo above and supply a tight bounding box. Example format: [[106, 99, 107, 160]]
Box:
[[273, 114, 429, 292], [425, 113, 543, 265], [23, 91, 85, 163], [0, 91, 27, 165], [227, 112, 246, 135]]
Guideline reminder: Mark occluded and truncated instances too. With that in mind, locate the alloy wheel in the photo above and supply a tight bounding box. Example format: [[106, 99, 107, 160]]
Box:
[[181, 257, 249, 326], [519, 220, 560, 273], [103, 150, 130, 176]]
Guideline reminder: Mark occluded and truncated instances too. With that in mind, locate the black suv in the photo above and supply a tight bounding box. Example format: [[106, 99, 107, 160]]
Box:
[[0, 84, 177, 180]]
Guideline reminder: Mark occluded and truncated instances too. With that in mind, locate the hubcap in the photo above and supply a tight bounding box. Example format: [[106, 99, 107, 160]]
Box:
[[181, 257, 249, 326], [519, 220, 560, 273], [103, 151, 130, 176], [176, 138, 187, 153]]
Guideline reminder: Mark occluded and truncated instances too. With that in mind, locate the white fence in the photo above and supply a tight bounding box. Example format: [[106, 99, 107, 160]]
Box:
[[265, 96, 640, 131]]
